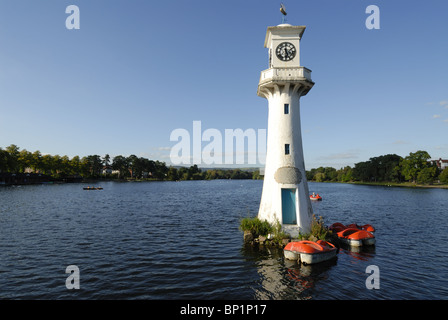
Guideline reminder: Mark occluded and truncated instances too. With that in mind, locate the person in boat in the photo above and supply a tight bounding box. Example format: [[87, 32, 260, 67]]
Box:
[[312, 192, 316, 197]]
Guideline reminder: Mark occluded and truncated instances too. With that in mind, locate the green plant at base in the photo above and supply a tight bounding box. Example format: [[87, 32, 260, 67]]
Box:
[[272, 220, 289, 241], [298, 214, 331, 241], [239, 217, 273, 238], [239, 217, 291, 246]]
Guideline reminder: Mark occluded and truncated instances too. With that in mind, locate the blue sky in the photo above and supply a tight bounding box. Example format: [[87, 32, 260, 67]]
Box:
[[0, 0, 447, 169]]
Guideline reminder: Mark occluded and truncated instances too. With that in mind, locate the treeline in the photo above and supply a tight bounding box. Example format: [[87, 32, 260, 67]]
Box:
[[0, 144, 261, 181], [306, 151, 448, 185], [167, 165, 261, 181], [2, 145, 446, 184]]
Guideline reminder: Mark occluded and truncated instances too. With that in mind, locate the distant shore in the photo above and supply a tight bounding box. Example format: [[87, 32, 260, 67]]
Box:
[[2, 174, 448, 190], [346, 181, 448, 189]]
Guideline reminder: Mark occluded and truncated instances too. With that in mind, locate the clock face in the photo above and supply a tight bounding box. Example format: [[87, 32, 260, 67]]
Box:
[[276, 42, 296, 61]]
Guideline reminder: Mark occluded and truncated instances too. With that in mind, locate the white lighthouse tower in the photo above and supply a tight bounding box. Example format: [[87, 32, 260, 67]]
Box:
[[257, 23, 314, 237]]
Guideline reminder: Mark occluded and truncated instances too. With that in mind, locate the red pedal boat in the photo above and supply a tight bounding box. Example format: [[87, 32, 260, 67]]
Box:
[[336, 228, 375, 247], [329, 222, 375, 233], [284, 240, 338, 265], [309, 193, 322, 201]]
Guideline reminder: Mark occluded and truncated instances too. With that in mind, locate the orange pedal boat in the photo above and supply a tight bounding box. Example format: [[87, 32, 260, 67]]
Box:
[[284, 240, 338, 265], [336, 228, 375, 247]]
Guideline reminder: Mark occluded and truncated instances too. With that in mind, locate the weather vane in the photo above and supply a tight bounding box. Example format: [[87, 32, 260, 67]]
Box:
[[280, 3, 287, 24]]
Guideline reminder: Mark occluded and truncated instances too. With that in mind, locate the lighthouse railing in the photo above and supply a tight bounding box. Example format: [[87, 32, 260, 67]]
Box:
[[259, 67, 312, 84]]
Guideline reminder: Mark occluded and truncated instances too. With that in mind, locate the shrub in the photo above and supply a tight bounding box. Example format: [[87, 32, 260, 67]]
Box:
[[298, 214, 331, 241], [239, 217, 273, 238]]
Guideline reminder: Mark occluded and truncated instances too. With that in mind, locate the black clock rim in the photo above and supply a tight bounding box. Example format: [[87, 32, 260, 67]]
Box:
[[275, 42, 296, 61]]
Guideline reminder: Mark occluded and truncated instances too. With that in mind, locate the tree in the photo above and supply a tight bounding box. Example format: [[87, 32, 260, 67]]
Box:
[[52, 155, 62, 176], [103, 154, 110, 167], [85, 155, 103, 177], [79, 157, 91, 177], [126, 154, 139, 178], [324, 167, 337, 181], [314, 172, 326, 182], [337, 166, 353, 182], [439, 168, 448, 184], [306, 168, 316, 181], [252, 170, 263, 180], [60, 155, 71, 175], [177, 167, 188, 180], [70, 156, 81, 175], [167, 167, 179, 181], [41, 154, 53, 175], [0, 148, 9, 172], [18, 149, 33, 172], [416, 166, 437, 184], [189, 164, 200, 175], [353, 161, 371, 181], [369, 154, 402, 182], [5, 144, 20, 172], [32, 151, 42, 173], [153, 161, 168, 179], [400, 151, 431, 183], [112, 155, 128, 179]]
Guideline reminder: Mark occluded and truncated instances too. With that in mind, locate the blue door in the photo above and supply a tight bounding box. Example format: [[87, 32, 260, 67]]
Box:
[[281, 189, 297, 224]]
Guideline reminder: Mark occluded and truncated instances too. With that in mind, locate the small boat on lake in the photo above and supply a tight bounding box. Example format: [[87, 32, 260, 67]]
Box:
[[309, 193, 322, 201], [329, 222, 375, 233], [284, 240, 338, 265], [83, 186, 103, 190], [336, 228, 375, 247]]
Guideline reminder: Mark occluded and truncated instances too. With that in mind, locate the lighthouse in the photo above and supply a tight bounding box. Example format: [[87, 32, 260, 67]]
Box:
[[257, 23, 314, 237]]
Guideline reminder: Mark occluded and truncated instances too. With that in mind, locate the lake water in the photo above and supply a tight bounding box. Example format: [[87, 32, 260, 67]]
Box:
[[0, 180, 447, 300]]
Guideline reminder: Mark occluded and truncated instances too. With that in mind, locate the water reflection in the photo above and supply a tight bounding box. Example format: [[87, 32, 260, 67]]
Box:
[[282, 258, 338, 299], [241, 245, 338, 299], [339, 244, 376, 261]]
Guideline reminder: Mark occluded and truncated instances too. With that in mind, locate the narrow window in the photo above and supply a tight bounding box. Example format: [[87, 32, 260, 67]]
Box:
[[285, 144, 290, 155], [284, 103, 289, 114]]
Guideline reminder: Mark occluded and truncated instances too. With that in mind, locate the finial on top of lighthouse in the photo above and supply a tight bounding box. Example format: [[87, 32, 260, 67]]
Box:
[[280, 3, 287, 23]]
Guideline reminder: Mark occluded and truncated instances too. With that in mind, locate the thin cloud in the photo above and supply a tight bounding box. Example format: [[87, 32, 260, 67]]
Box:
[[433, 114, 441, 119], [435, 145, 448, 151]]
